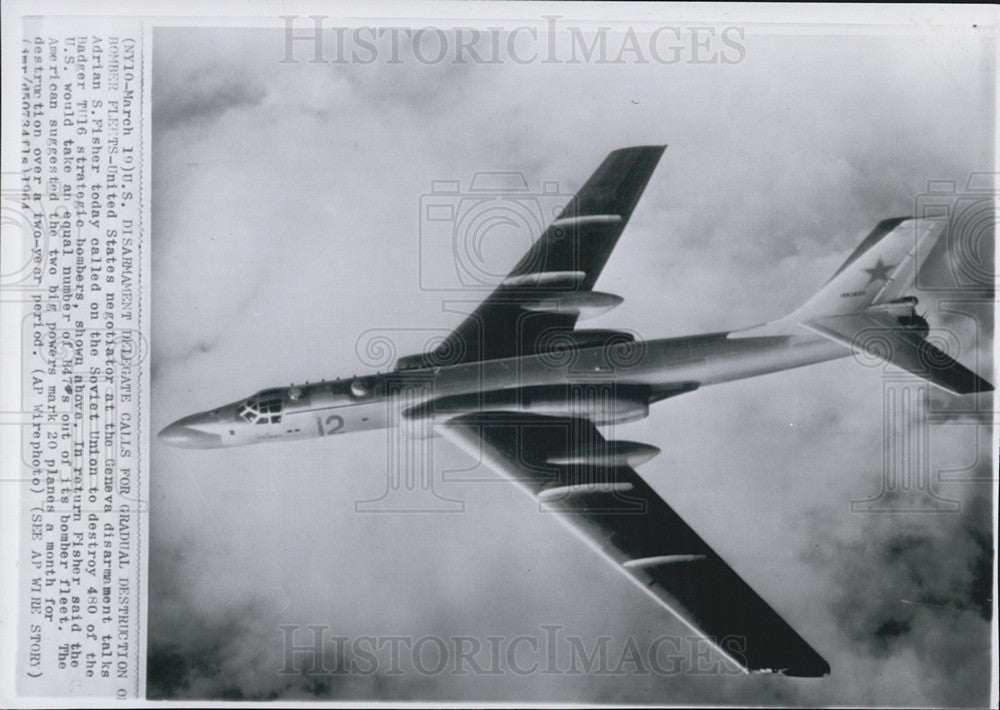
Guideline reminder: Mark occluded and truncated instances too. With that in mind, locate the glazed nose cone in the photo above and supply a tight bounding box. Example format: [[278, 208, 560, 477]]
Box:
[[158, 413, 223, 449]]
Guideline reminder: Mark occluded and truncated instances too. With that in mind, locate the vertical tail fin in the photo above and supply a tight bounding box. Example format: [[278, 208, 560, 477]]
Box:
[[789, 217, 946, 321], [733, 217, 992, 395], [734, 217, 945, 337]]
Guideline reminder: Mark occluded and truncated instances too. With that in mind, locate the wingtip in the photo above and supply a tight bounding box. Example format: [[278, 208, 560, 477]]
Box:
[[875, 216, 912, 231], [950, 374, 994, 396], [776, 658, 831, 678], [614, 144, 668, 153], [884, 215, 948, 228]]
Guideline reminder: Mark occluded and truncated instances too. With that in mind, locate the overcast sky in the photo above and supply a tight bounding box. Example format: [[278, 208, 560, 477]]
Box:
[[149, 13, 994, 705]]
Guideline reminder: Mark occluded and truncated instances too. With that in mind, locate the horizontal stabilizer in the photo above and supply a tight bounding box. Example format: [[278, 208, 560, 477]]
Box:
[[805, 311, 993, 395]]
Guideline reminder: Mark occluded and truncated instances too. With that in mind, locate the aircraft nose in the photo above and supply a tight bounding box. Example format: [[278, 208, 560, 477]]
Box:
[[158, 413, 223, 449]]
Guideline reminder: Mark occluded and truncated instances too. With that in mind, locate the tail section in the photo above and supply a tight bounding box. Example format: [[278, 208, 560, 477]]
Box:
[[804, 309, 992, 395], [789, 217, 946, 321], [733, 217, 993, 395]]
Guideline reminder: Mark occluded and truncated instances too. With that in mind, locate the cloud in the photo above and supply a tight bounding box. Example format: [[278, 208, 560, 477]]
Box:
[[800, 493, 992, 707], [152, 29, 268, 132], [152, 63, 266, 133], [154, 75, 266, 132], [146, 601, 355, 700]]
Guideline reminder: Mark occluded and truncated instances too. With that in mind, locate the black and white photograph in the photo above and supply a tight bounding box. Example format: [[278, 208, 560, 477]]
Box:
[[147, 11, 995, 705], [1, 3, 997, 708]]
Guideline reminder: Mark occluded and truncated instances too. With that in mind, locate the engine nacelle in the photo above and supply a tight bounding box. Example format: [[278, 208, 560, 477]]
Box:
[[404, 384, 650, 426], [543, 329, 636, 350]]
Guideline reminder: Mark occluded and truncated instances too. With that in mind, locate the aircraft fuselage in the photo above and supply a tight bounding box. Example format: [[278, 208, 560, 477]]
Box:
[[159, 330, 850, 449]]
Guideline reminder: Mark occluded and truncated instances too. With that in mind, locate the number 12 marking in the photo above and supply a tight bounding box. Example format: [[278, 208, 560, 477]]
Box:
[[316, 414, 344, 436]]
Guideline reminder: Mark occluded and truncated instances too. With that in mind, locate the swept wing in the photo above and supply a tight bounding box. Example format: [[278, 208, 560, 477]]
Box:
[[397, 146, 666, 369], [438, 412, 832, 677]]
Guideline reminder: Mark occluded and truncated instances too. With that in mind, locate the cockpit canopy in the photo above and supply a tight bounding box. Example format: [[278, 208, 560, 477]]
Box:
[[239, 389, 284, 424], [237, 378, 378, 425]]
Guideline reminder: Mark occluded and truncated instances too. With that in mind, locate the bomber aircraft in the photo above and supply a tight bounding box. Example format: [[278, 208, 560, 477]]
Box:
[[160, 146, 992, 676]]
